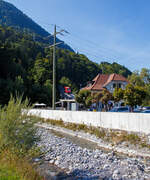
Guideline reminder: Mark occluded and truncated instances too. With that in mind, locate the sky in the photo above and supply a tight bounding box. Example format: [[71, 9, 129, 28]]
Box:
[[5, 0, 150, 71]]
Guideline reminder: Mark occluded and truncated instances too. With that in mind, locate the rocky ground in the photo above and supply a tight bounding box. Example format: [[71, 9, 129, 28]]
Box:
[[36, 127, 150, 180]]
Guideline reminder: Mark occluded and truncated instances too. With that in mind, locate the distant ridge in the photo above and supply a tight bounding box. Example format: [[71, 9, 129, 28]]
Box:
[[0, 0, 74, 51]]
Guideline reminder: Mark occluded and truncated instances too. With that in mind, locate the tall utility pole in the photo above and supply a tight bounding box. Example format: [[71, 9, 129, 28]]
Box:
[[52, 25, 56, 110], [50, 25, 69, 110]]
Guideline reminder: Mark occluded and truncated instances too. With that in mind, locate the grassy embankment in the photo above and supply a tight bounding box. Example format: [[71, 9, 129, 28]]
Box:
[[0, 96, 44, 180], [40, 118, 150, 149]]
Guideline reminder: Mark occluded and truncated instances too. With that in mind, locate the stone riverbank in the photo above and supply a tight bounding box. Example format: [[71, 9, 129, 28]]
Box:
[[37, 126, 150, 180]]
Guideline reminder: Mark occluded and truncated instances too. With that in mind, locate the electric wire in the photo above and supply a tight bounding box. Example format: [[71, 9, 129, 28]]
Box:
[[38, 22, 127, 65]]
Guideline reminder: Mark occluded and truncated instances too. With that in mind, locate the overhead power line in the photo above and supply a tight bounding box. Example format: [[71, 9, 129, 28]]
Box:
[[40, 21, 124, 64]]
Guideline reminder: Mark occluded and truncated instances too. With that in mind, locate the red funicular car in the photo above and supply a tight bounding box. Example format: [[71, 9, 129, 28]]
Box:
[[64, 86, 71, 94]]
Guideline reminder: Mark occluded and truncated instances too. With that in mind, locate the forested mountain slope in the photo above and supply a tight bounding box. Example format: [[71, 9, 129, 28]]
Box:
[[0, 0, 73, 51], [0, 26, 100, 105], [0, 26, 131, 106]]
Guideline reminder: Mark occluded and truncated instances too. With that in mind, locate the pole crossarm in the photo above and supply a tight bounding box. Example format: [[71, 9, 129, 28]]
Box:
[[45, 29, 69, 40], [48, 42, 63, 48]]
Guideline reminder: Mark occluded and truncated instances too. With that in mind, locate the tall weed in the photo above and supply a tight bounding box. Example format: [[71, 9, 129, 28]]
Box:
[[0, 96, 43, 180], [0, 95, 39, 153]]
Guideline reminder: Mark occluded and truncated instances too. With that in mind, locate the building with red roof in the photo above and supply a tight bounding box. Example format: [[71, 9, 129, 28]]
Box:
[[84, 73, 129, 93]]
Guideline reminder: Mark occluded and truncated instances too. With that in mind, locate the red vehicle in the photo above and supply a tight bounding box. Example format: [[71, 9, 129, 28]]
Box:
[[64, 86, 71, 94]]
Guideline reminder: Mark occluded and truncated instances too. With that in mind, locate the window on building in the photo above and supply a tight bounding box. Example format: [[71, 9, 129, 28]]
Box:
[[118, 83, 121, 88], [113, 83, 116, 88]]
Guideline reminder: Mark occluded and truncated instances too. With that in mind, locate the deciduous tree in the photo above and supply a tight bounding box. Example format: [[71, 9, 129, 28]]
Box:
[[113, 88, 124, 103], [75, 89, 92, 108], [124, 84, 147, 111]]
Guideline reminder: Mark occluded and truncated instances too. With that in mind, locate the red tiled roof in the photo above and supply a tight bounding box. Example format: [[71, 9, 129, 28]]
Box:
[[92, 74, 109, 90], [83, 73, 128, 91], [103, 73, 129, 87], [92, 74, 100, 81]]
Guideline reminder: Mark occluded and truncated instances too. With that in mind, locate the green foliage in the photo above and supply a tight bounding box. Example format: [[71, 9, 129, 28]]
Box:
[[128, 68, 150, 106], [75, 89, 113, 110], [91, 92, 103, 109], [113, 88, 124, 102], [14, 76, 25, 95], [140, 68, 150, 84], [0, 166, 21, 180], [100, 62, 132, 78], [92, 92, 103, 104], [0, 25, 100, 105], [0, 95, 43, 180], [100, 89, 113, 111], [0, 150, 43, 180], [101, 89, 113, 105], [124, 84, 147, 108], [143, 84, 150, 106], [128, 70, 145, 86], [0, 25, 132, 106], [0, 95, 39, 152], [33, 56, 50, 85], [56, 49, 100, 89], [59, 76, 72, 87], [0, 0, 73, 51], [75, 89, 92, 108]]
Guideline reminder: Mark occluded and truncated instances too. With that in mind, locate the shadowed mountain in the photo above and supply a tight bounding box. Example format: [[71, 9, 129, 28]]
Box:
[[0, 0, 74, 51]]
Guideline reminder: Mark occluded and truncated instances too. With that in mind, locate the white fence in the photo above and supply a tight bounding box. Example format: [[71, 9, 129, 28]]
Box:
[[29, 109, 150, 134]]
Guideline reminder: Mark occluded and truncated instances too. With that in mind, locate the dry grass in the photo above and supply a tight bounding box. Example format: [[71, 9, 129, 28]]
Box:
[[41, 118, 150, 149], [109, 131, 142, 145], [0, 149, 44, 180], [41, 118, 107, 139]]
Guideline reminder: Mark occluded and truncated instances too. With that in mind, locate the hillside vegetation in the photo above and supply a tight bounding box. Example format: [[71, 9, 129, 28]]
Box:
[[0, 25, 132, 106], [0, 0, 73, 51]]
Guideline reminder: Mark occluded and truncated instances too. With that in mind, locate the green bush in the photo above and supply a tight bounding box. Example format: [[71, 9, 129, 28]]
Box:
[[0, 96, 43, 180], [0, 149, 43, 180], [0, 95, 39, 153], [0, 166, 21, 180]]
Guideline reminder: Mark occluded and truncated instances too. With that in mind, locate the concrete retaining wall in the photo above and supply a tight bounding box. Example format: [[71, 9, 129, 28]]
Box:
[[29, 109, 150, 134]]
